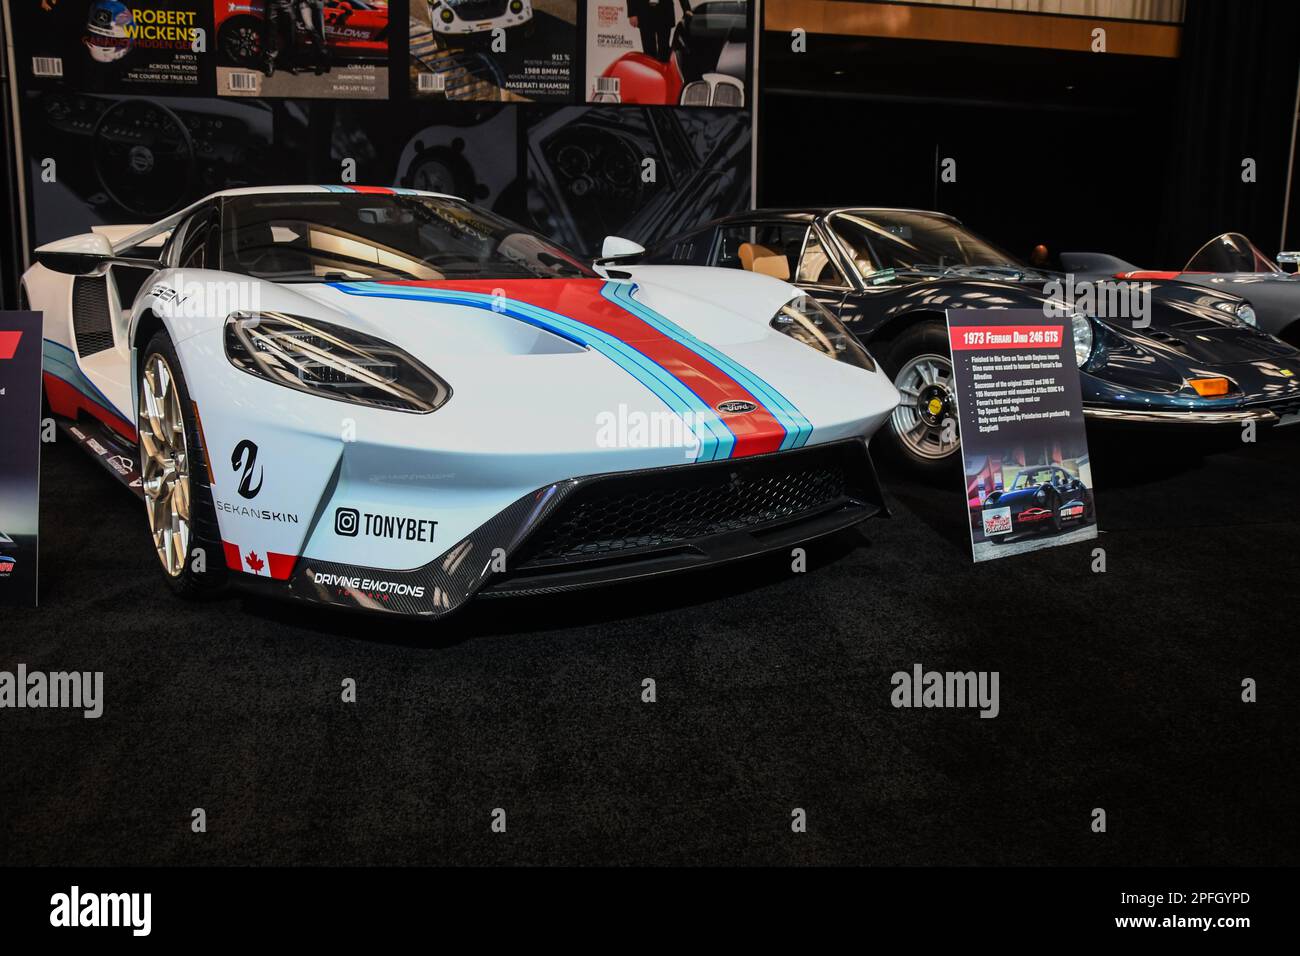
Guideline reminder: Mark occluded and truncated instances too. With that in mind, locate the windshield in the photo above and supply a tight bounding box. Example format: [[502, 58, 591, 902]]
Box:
[[1184, 232, 1280, 274], [1011, 468, 1067, 490], [829, 211, 1028, 277], [219, 193, 595, 282]]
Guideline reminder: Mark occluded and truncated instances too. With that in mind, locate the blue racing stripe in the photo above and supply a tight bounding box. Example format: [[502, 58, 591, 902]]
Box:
[[602, 282, 815, 449]]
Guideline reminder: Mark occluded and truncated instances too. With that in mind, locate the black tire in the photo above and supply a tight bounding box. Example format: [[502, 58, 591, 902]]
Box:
[[1046, 489, 1063, 533], [138, 330, 227, 599], [877, 320, 961, 478], [218, 15, 264, 67]]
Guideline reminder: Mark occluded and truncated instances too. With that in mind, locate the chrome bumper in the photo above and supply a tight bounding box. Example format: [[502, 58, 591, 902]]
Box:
[[1083, 406, 1281, 424]]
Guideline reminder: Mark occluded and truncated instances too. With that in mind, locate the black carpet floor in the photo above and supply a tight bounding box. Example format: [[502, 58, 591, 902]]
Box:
[[2, 428, 1297, 866]]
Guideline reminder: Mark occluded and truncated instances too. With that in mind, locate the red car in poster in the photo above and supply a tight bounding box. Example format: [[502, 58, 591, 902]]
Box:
[[216, 0, 390, 67], [593, 0, 746, 107]]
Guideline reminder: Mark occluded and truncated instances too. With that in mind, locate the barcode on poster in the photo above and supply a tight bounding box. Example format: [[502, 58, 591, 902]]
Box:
[[32, 57, 63, 77], [228, 72, 259, 92], [595, 77, 620, 95], [417, 72, 446, 92]]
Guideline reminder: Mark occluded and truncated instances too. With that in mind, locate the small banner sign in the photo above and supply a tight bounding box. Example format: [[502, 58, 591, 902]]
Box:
[[0, 312, 42, 606], [947, 308, 1098, 562]]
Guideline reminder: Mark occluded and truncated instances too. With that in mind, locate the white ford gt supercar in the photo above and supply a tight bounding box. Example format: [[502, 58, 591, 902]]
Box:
[[23, 186, 899, 618]]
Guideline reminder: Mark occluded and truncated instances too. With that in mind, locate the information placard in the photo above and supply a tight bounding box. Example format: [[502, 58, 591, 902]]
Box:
[[947, 308, 1098, 562], [0, 313, 43, 606]]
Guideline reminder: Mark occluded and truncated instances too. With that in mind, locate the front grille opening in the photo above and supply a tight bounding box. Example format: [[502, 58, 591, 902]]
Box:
[[513, 442, 867, 570]]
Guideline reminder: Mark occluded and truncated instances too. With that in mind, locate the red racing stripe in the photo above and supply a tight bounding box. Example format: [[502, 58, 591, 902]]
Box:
[[388, 278, 789, 457], [43, 374, 137, 442]]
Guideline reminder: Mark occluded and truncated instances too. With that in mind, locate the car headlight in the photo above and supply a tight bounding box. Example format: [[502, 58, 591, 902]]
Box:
[[509, 0, 523, 10], [440, 8, 455, 22], [1213, 299, 1256, 327], [224, 311, 451, 414], [1071, 312, 1093, 368], [770, 294, 875, 371]]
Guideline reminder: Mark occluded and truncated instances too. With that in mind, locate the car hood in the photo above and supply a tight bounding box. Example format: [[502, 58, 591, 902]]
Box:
[[250, 272, 898, 460], [283, 272, 791, 352]]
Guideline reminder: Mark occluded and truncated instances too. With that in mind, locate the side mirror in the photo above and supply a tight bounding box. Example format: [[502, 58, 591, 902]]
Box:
[[600, 235, 645, 260], [1278, 251, 1299, 272], [34, 232, 159, 275], [34, 232, 114, 275]]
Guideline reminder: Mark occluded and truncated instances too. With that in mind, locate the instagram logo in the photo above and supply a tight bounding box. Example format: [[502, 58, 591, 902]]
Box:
[[334, 507, 360, 537]]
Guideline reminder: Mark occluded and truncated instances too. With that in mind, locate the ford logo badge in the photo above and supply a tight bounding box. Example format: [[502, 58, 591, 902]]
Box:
[[716, 400, 757, 414]]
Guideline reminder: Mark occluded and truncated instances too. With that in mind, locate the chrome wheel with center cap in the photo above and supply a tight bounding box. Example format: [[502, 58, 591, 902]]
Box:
[[890, 351, 959, 462]]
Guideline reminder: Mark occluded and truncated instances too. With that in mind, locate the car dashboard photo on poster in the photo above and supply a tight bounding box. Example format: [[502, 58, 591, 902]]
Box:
[[22, 186, 899, 618]]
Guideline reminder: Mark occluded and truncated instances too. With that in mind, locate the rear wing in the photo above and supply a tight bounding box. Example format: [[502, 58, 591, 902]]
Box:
[[91, 224, 169, 250]]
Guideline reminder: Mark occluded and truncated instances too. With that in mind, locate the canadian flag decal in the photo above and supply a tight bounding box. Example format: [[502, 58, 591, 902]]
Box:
[[222, 541, 296, 580]]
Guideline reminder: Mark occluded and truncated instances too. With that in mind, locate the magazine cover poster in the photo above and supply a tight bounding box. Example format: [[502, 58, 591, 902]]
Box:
[[214, 0, 389, 99], [586, 0, 747, 107], [410, 0, 576, 102], [15, 0, 211, 94]]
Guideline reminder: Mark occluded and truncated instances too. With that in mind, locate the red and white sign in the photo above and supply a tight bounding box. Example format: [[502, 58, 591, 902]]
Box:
[[950, 325, 1063, 351]]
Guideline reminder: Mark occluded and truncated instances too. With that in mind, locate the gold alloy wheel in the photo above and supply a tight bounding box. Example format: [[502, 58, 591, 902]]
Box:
[[138, 352, 193, 578]]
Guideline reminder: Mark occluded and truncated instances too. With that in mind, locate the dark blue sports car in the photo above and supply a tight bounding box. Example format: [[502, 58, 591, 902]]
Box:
[[631, 208, 1300, 473], [975, 466, 1093, 542]]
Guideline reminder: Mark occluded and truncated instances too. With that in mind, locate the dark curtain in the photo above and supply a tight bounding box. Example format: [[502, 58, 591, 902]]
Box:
[[1156, 0, 1300, 264]]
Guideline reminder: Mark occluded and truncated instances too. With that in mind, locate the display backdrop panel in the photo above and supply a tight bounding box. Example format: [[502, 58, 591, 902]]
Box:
[[525, 104, 750, 256], [10, 3, 758, 281], [947, 308, 1099, 562], [0, 313, 43, 608]]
